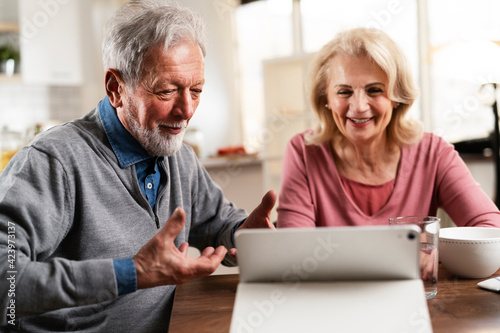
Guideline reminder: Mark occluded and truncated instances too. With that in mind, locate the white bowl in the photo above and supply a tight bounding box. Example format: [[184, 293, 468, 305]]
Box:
[[439, 227, 500, 278]]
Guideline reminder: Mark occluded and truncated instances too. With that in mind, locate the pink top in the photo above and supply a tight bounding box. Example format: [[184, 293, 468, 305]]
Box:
[[340, 176, 395, 216], [277, 131, 500, 228]]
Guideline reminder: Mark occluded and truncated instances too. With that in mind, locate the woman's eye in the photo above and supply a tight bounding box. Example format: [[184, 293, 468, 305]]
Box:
[[337, 90, 352, 96], [367, 88, 383, 94]]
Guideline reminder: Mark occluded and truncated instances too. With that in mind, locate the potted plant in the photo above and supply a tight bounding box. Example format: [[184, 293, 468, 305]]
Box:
[[0, 44, 20, 76]]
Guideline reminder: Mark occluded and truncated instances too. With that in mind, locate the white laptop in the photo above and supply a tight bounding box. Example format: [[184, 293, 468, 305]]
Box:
[[230, 226, 433, 333]]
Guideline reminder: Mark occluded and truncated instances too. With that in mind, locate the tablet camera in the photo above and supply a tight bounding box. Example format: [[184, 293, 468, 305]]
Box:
[[407, 232, 416, 240]]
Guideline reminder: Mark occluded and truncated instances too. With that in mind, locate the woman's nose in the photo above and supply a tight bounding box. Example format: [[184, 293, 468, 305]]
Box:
[[350, 92, 370, 113]]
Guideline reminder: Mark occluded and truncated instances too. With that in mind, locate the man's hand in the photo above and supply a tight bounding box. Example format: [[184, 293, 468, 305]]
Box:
[[133, 207, 227, 289], [229, 190, 277, 258], [238, 190, 277, 230]]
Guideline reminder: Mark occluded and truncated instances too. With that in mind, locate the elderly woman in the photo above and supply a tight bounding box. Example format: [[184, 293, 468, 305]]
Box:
[[277, 27, 500, 228]]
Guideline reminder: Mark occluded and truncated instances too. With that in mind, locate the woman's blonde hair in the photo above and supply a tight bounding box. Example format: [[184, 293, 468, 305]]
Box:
[[306, 27, 423, 146]]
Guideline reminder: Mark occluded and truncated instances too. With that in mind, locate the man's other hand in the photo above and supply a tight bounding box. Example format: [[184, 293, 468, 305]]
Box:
[[133, 207, 227, 289], [229, 190, 277, 258]]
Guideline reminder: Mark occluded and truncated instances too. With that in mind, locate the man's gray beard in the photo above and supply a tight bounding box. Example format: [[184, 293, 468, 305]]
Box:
[[125, 103, 186, 157]]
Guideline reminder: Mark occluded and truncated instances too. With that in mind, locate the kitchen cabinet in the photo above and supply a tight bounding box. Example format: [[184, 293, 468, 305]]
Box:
[[18, 0, 92, 85], [262, 53, 317, 220], [0, 21, 18, 33], [0, 0, 19, 34]]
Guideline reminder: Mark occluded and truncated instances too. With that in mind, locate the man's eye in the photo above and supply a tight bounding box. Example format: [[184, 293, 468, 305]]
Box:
[[190, 89, 203, 99], [157, 89, 175, 95]]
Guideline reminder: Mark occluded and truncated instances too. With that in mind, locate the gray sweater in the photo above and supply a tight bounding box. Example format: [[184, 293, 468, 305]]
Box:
[[0, 106, 246, 332]]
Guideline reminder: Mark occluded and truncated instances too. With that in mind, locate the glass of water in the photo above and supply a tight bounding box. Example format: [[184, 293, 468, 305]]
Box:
[[389, 216, 441, 300]]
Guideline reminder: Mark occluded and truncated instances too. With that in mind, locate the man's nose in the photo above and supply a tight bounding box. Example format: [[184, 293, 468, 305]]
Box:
[[172, 91, 195, 119]]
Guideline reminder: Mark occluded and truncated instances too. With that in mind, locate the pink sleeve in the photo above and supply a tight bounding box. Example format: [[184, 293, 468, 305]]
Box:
[[276, 135, 316, 228], [436, 138, 500, 227]]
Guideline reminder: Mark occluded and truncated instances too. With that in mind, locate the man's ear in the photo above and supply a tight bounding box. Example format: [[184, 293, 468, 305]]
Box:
[[105, 69, 125, 108]]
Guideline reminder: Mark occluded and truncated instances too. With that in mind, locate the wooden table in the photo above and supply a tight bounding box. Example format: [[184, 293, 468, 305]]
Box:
[[429, 266, 500, 332], [169, 265, 500, 333]]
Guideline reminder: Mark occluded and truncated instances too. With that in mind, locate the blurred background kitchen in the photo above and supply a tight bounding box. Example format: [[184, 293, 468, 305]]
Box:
[[2, 0, 500, 223]]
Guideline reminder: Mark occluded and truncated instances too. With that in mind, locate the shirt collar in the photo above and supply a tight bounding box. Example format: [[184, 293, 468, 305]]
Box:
[[98, 96, 152, 168]]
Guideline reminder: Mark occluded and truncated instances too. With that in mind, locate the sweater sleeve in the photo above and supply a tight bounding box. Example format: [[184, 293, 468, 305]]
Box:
[[276, 134, 317, 228], [435, 138, 500, 227], [0, 147, 118, 325]]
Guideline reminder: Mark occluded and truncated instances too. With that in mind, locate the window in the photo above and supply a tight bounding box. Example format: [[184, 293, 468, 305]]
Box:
[[427, 0, 500, 143], [236, 0, 294, 152]]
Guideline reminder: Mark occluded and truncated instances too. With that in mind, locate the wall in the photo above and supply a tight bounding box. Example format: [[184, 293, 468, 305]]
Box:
[[180, 0, 242, 156], [0, 84, 83, 134]]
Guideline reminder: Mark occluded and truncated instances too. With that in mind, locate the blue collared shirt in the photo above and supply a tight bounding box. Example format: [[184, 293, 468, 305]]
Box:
[[99, 96, 164, 295], [99, 97, 163, 210]]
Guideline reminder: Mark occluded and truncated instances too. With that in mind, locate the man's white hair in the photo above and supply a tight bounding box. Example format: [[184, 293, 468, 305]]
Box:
[[102, 0, 207, 88]]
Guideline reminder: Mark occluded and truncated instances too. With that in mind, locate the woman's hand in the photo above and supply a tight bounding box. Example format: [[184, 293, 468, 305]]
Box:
[[420, 247, 438, 282]]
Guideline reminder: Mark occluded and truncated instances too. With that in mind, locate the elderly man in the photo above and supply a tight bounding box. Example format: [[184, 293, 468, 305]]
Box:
[[0, 1, 275, 331]]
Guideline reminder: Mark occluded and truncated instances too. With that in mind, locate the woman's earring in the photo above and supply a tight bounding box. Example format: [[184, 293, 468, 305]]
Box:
[[325, 104, 329, 109]]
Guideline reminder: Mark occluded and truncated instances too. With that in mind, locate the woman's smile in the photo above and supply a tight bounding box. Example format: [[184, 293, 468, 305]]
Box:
[[347, 117, 374, 126]]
